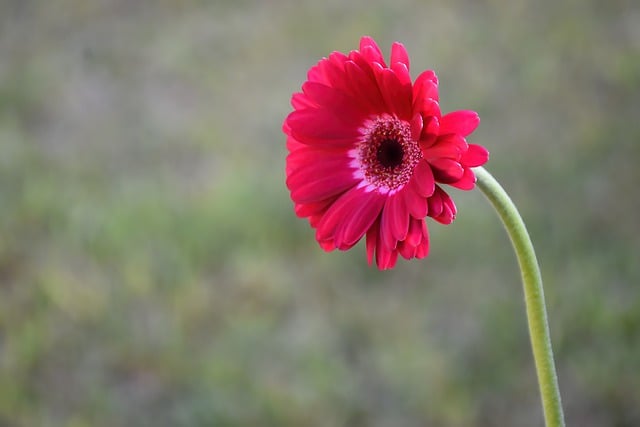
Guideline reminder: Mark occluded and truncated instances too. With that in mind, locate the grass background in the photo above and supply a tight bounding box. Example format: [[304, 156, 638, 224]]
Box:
[[1, 0, 639, 426]]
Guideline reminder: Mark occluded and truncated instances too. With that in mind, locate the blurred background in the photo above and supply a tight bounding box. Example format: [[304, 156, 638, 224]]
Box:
[[1, 0, 639, 426]]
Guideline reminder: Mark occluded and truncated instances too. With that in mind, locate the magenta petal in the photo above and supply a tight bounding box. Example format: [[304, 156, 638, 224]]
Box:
[[374, 67, 411, 119], [344, 61, 386, 113], [391, 61, 412, 87], [412, 160, 435, 197], [439, 110, 480, 136], [419, 115, 440, 148], [334, 192, 386, 247], [302, 82, 367, 119], [397, 240, 416, 260], [365, 219, 380, 266], [410, 114, 423, 141], [413, 70, 439, 100], [450, 167, 477, 190], [390, 42, 410, 69], [287, 109, 360, 142], [429, 186, 457, 224], [422, 134, 468, 160], [376, 243, 398, 270], [360, 36, 386, 67], [405, 217, 424, 246], [316, 187, 368, 242], [291, 92, 317, 109], [403, 182, 428, 218], [288, 165, 357, 204], [430, 158, 464, 182], [386, 192, 409, 242], [461, 143, 489, 167]]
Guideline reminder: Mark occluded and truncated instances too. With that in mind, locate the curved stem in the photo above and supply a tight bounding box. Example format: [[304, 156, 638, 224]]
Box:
[[473, 166, 565, 427]]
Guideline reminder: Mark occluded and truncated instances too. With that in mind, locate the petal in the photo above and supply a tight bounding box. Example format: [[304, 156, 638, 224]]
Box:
[[291, 92, 317, 109], [376, 243, 398, 270], [413, 70, 439, 109], [439, 110, 480, 137], [403, 180, 429, 218], [460, 143, 489, 167], [410, 114, 423, 141], [315, 187, 373, 243], [428, 186, 457, 224], [344, 60, 386, 113], [366, 218, 380, 266], [422, 134, 468, 161], [288, 159, 357, 204], [314, 52, 349, 90], [334, 192, 386, 248], [391, 61, 412, 87], [302, 81, 367, 119], [286, 145, 347, 172], [450, 167, 477, 190], [360, 36, 386, 67], [286, 109, 361, 145], [382, 192, 409, 243], [373, 65, 412, 119], [430, 158, 464, 183], [295, 198, 335, 219], [412, 160, 436, 197], [390, 42, 410, 69], [419, 115, 440, 148]]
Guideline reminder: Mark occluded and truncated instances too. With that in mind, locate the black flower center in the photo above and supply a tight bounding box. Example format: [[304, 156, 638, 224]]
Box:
[[377, 138, 404, 169], [357, 116, 422, 192]]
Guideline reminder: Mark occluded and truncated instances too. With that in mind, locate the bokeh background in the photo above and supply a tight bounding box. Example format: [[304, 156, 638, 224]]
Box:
[[1, 0, 639, 426]]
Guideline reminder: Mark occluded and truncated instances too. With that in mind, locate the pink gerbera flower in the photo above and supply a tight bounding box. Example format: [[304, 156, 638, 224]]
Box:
[[284, 36, 489, 270]]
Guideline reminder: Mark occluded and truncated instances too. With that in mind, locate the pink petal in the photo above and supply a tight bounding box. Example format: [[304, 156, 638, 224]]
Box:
[[405, 217, 424, 246], [286, 144, 348, 168], [412, 70, 439, 107], [344, 60, 386, 113], [366, 219, 380, 266], [295, 198, 335, 219], [403, 181, 429, 218], [376, 244, 398, 270], [427, 187, 444, 218], [460, 143, 489, 167], [391, 61, 412, 87], [439, 110, 480, 137], [286, 109, 360, 144], [384, 192, 410, 242], [390, 42, 410, 69], [415, 235, 429, 259], [334, 192, 386, 247], [428, 186, 457, 224], [410, 114, 423, 141], [315, 187, 372, 243], [422, 134, 468, 161], [419, 116, 440, 148], [302, 81, 367, 119], [397, 240, 416, 259], [313, 52, 348, 90], [288, 159, 357, 204], [291, 92, 317, 109], [412, 160, 436, 197], [450, 167, 477, 190], [368, 64, 410, 120], [430, 158, 464, 183], [360, 36, 386, 67]]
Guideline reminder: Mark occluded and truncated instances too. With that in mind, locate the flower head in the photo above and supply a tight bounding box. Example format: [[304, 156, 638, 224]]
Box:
[[284, 36, 489, 269]]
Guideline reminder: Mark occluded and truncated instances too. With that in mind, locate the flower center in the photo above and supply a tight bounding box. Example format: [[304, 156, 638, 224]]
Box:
[[377, 138, 404, 168], [357, 116, 422, 192]]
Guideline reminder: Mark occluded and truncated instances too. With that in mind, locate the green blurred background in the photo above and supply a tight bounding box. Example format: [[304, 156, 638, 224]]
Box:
[[1, 0, 639, 426]]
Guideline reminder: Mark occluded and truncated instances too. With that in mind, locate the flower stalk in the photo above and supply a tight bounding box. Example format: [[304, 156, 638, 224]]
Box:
[[473, 166, 565, 427]]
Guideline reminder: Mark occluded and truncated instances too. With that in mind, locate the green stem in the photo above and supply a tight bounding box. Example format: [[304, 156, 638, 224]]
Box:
[[473, 166, 565, 427]]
